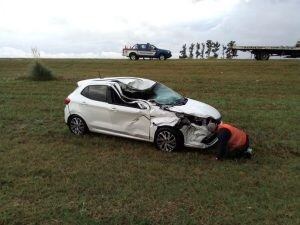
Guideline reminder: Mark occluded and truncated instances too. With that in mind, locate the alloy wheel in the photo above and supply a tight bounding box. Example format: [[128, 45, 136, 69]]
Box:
[[70, 117, 86, 135], [156, 130, 176, 152]]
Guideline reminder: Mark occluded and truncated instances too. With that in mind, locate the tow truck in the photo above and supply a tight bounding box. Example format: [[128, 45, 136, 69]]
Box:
[[232, 41, 300, 60], [122, 43, 172, 60]]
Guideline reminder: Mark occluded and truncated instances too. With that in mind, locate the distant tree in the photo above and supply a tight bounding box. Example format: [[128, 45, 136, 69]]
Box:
[[195, 43, 200, 59], [212, 41, 220, 58], [222, 45, 227, 59], [205, 40, 213, 58], [31, 47, 40, 59], [189, 43, 195, 58], [200, 43, 205, 59], [226, 41, 237, 59], [179, 44, 187, 59]]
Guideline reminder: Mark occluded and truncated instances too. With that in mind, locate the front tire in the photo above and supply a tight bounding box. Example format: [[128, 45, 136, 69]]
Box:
[[154, 127, 183, 152], [68, 116, 88, 135], [158, 54, 166, 60]]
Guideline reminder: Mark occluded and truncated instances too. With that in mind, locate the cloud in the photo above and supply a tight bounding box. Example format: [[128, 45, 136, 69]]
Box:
[[0, 47, 32, 58], [0, 47, 122, 58], [0, 0, 299, 58]]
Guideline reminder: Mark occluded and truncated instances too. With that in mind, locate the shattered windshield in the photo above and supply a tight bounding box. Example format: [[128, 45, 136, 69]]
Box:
[[151, 83, 186, 105]]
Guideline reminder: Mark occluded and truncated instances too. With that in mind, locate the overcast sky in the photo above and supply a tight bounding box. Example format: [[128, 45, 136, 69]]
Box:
[[0, 0, 299, 58]]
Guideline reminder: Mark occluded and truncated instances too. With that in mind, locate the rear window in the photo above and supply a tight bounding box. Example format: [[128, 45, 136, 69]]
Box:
[[81, 85, 108, 102]]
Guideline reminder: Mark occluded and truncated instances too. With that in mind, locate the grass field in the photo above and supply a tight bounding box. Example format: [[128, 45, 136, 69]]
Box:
[[0, 59, 299, 225]]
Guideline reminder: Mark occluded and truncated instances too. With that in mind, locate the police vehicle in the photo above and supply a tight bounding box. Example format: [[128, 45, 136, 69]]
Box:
[[122, 43, 172, 60]]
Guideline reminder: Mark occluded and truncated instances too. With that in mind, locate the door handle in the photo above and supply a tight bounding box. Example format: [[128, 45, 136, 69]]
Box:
[[81, 101, 87, 105], [111, 107, 117, 111]]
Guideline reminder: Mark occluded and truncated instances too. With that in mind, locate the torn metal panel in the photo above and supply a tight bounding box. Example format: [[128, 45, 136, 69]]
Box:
[[148, 105, 179, 141], [180, 124, 212, 148]]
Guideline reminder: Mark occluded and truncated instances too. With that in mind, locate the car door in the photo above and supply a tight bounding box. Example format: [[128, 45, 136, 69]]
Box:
[[80, 85, 112, 131], [149, 45, 157, 57], [107, 87, 151, 140], [137, 44, 148, 57]]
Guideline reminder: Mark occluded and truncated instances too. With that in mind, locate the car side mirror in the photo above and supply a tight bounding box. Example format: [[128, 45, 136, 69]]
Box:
[[138, 102, 150, 110]]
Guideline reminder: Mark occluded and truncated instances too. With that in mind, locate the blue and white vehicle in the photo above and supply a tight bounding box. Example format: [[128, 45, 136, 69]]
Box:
[[122, 43, 172, 60]]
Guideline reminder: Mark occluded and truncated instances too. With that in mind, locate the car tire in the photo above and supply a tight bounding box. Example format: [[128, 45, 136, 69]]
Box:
[[68, 115, 88, 135], [158, 54, 166, 60], [129, 53, 139, 60], [154, 127, 183, 152]]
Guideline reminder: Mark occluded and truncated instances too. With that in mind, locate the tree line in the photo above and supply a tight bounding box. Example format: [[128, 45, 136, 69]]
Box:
[[179, 40, 236, 59]]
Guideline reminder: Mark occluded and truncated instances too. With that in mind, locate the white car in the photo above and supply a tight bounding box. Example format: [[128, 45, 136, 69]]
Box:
[[64, 77, 221, 152]]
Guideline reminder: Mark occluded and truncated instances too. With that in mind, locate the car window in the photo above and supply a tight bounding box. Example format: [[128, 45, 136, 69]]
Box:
[[81, 85, 108, 102], [108, 87, 139, 108], [140, 44, 147, 50], [81, 86, 89, 97]]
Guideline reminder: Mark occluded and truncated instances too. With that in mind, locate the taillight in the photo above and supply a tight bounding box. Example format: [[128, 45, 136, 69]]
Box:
[[64, 98, 70, 105]]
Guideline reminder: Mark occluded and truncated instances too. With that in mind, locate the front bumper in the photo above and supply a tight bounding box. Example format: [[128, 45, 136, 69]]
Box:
[[166, 53, 172, 58], [184, 136, 218, 149]]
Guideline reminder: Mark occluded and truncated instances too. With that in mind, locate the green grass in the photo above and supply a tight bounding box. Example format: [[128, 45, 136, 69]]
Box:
[[0, 59, 299, 225]]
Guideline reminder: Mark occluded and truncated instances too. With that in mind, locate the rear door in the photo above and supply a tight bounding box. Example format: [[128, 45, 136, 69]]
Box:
[[80, 85, 112, 131], [107, 87, 151, 140]]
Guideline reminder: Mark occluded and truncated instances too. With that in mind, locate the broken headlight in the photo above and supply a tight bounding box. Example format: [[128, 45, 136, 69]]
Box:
[[188, 116, 206, 126]]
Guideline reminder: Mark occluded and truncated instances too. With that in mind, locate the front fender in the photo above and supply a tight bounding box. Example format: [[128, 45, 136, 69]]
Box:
[[149, 116, 180, 142]]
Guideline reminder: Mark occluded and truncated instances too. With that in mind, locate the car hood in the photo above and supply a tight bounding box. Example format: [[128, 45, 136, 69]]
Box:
[[159, 49, 171, 53], [169, 98, 221, 119]]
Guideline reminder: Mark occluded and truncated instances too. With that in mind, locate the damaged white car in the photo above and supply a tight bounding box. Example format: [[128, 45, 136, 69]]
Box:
[[64, 77, 221, 152]]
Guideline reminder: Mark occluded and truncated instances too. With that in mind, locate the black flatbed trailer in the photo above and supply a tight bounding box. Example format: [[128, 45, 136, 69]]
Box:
[[232, 41, 300, 60]]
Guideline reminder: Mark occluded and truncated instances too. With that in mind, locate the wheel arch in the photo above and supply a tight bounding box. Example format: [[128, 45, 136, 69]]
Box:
[[158, 53, 166, 60], [129, 52, 139, 60], [129, 52, 136, 57], [67, 113, 88, 129]]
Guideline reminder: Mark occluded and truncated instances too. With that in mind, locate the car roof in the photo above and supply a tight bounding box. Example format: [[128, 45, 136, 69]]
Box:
[[77, 77, 156, 90]]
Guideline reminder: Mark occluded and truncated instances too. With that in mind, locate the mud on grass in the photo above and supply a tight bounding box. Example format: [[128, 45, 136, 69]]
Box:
[[0, 59, 299, 224]]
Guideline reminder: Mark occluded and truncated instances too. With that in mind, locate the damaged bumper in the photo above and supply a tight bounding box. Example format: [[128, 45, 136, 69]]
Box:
[[178, 117, 219, 149], [149, 104, 220, 149]]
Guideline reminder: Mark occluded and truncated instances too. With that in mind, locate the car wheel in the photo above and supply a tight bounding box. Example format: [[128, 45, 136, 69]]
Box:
[[154, 127, 182, 152], [68, 116, 88, 135], [129, 53, 138, 60], [159, 54, 166, 60]]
